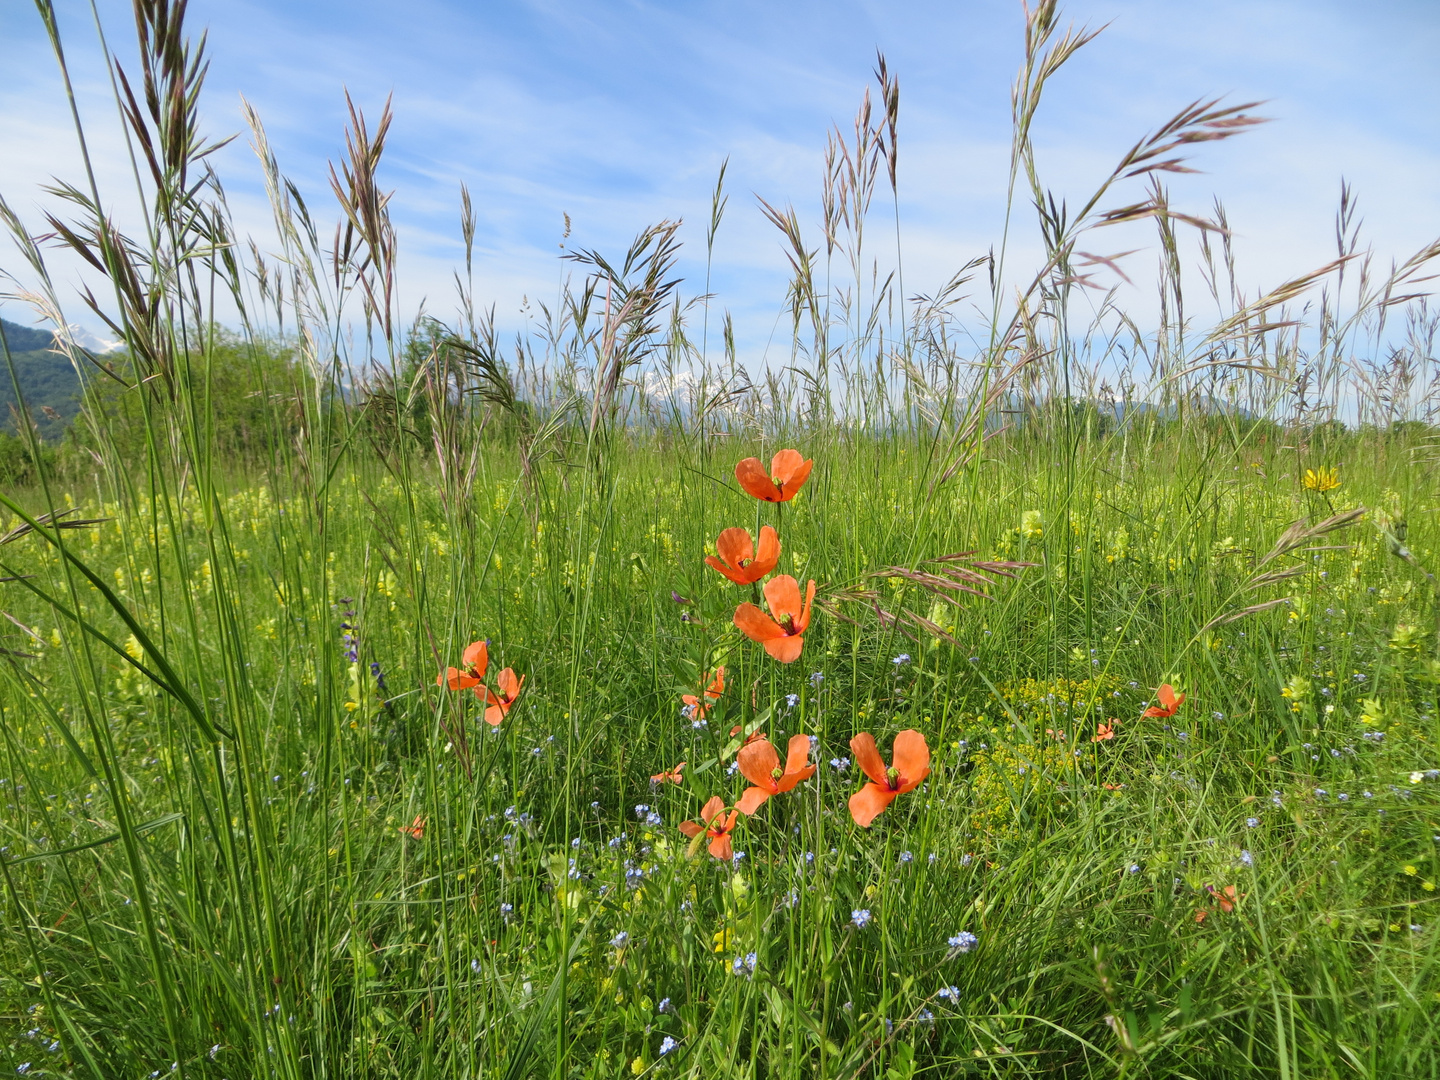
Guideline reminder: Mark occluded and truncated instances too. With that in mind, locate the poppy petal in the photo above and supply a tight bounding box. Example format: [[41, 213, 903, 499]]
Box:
[[736, 786, 770, 815], [715, 527, 754, 571], [762, 634, 805, 664], [770, 450, 813, 499], [850, 732, 889, 787], [677, 820, 703, 838], [848, 782, 896, 827], [497, 668, 523, 701], [440, 667, 480, 690], [763, 575, 803, 624], [734, 603, 785, 642], [700, 795, 727, 826], [1157, 684, 1177, 710], [705, 667, 726, 698], [705, 554, 748, 585], [752, 526, 781, 577], [708, 832, 734, 861], [737, 739, 780, 789], [782, 733, 813, 777], [735, 457, 779, 501], [794, 579, 816, 634], [462, 640, 488, 677], [891, 729, 931, 792]]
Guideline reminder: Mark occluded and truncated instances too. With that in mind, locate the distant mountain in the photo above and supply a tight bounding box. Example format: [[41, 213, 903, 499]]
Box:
[[0, 317, 86, 440]]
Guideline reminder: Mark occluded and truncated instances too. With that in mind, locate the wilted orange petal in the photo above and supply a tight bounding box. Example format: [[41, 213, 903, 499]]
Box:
[[734, 603, 785, 642], [848, 782, 895, 827], [651, 761, 685, 785], [850, 732, 889, 787]]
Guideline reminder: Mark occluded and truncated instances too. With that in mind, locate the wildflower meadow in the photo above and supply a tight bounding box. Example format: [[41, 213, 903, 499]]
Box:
[[2, 2, 1439, 1077]]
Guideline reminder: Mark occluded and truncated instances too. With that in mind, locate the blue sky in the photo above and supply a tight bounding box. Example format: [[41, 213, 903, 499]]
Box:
[[3, 0, 1440, 361]]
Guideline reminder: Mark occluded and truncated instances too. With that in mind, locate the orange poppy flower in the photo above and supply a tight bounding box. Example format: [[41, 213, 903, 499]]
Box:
[[729, 724, 765, 746], [735, 449, 813, 503], [677, 795, 739, 860], [736, 734, 817, 814], [705, 526, 781, 585], [733, 575, 816, 664], [1143, 684, 1185, 718], [438, 639, 488, 690], [1195, 884, 1243, 923], [847, 730, 931, 827], [682, 667, 725, 718], [1092, 721, 1117, 742], [482, 667, 525, 726], [650, 761, 686, 786], [399, 815, 425, 839]]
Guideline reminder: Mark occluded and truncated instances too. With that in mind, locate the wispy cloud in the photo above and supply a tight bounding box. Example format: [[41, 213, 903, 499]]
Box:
[[3, 0, 1439, 360]]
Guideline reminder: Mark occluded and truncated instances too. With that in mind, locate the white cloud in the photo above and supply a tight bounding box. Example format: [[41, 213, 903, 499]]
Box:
[[3, 0, 1438, 370]]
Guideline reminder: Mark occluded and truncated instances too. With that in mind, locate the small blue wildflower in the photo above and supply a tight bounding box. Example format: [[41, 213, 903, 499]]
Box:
[[611, 931, 630, 948], [658, 997, 672, 1013], [1238, 850, 1253, 868], [1128, 863, 1140, 874], [830, 756, 850, 772], [899, 851, 913, 865], [1246, 817, 1259, 828], [786, 693, 799, 708], [937, 985, 960, 1001], [809, 671, 824, 687], [948, 931, 978, 952], [471, 958, 482, 973], [499, 902, 514, 915], [917, 1008, 935, 1027], [852, 909, 872, 929], [892, 653, 912, 666], [659, 1035, 677, 1056], [645, 811, 663, 828]]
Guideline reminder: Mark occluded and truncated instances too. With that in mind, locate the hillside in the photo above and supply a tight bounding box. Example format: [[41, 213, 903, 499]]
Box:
[[0, 316, 85, 439]]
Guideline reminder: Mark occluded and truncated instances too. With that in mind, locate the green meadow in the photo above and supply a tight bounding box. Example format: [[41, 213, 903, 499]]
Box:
[[2, 1, 1439, 1077]]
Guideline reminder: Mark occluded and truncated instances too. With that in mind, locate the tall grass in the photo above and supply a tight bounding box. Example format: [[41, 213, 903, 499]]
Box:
[[2, 1, 1439, 1077]]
